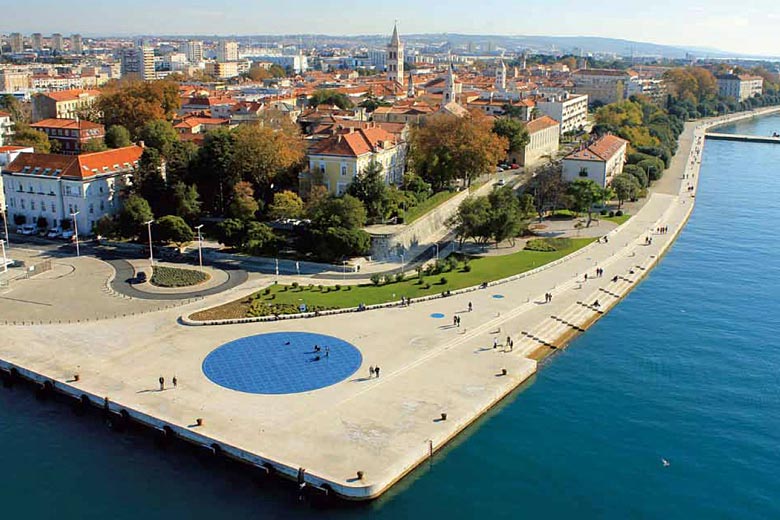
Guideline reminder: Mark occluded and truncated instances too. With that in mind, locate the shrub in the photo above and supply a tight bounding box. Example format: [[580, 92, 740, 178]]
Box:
[[463, 264, 472, 272], [150, 266, 208, 288], [439, 276, 448, 285], [609, 211, 616, 217], [334, 284, 341, 291], [422, 283, 431, 289], [317, 284, 324, 292], [524, 238, 574, 252], [370, 274, 381, 286], [600, 209, 608, 215], [395, 272, 405, 283], [263, 287, 271, 295], [615, 210, 624, 217], [292, 281, 299, 290]]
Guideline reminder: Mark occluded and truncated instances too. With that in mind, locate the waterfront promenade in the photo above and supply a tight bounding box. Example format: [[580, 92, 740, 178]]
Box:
[[1, 107, 778, 500]]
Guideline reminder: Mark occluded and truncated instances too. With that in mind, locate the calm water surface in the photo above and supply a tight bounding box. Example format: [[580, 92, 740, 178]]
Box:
[[2, 117, 780, 518]]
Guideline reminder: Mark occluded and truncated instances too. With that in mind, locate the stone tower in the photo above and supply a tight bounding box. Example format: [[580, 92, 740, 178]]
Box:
[[387, 22, 404, 84], [444, 62, 457, 104], [407, 70, 415, 98], [495, 59, 507, 91]]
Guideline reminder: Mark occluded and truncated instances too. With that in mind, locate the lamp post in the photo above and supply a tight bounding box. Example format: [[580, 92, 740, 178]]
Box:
[[145, 219, 155, 266], [0, 203, 9, 249], [1, 239, 7, 274], [434, 242, 439, 261], [70, 211, 80, 257], [194, 224, 204, 272]]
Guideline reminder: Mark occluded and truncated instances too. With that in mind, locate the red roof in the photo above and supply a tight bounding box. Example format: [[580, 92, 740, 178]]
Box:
[[565, 134, 628, 162], [5, 145, 143, 180], [0, 110, 11, 118], [42, 89, 101, 102], [309, 127, 398, 158], [31, 118, 104, 131], [525, 116, 560, 134], [0, 146, 31, 153]]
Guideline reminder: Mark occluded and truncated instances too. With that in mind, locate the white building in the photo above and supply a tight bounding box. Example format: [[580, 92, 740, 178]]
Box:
[[121, 46, 155, 80], [716, 74, 763, 101], [71, 34, 83, 55], [186, 40, 204, 63], [217, 41, 238, 63], [535, 91, 589, 135], [511, 116, 560, 167], [0, 145, 34, 212], [0, 111, 14, 147], [2, 146, 143, 233], [562, 134, 628, 188]]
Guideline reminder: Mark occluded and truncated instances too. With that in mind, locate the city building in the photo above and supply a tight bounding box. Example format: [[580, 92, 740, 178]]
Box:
[[387, 23, 404, 85], [31, 33, 43, 51], [205, 60, 239, 79], [121, 46, 155, 80], [2, 145, 143, 234], [9, 33, 24, 53], [51, 33, 64, 53], [0, 111, 15, 146], [572, 69, 635, 105], [0, 70, 29, 92], [0, 145, 35, 211], [30, 119, 105, 155], [217, 41, 238, 62], [535, 92, 589, 135], [511, 116, 560, 167], [625, 78, 667, 106], [31, 89, 101, 122], [186, 40, 203, 63], [562, 134, 628, 188], [716, 73, 764, 101], [306, 124, 406, 195], [71, 34, 83, 54], [369, 49, 387, 71]]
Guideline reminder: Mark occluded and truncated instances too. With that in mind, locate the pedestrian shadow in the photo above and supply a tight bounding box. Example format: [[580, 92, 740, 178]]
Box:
[[137, 388, 172, 394], [474, 347, 493, 353], [438, 325, 457, 330], [350, 377, 372, 382]]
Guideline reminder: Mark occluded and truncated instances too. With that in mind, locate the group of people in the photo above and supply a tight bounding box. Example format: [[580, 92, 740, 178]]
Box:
[[544, 292, 553, 303], [645, 236, 654, 245], [594, 268, 605, 278], [656, 226, 669, 234], [597, 236, 610, 244], [399, 296, 412, 307], [368, 365, 381, 378], [452, 315, 462, 327], [158, 376, 177, 391], [313, 344, 330, 357]]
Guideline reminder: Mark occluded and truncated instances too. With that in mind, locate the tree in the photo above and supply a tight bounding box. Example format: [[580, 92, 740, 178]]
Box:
[[623, 164, 649, 188], [229, 123, 304, 197], [409, 111, 508, 190], [567, 178, 604, 227], [172, 182, 201, 223], [487, 186, 523, 246], [134, 148, 168, 215], [229, 181, 259, 221], [358, 92, 391, 113], [637, 157, 665, 182], [93, 215, 118, 238], [105, 125, 132, 148], [308, 89, 354, 109], [245, 221, 278, 256], [308, 194, 367, 230], [447, 196, 493, 246], [98, 78, 181, 138], [0, 94, 27, 123], [80, 139, 108, 153], [527, 166, 565, 220], [268, 190, 304, 221], [117, 195, 153, 238], [611, 174, 641, 208], [216, 218, 246, 249], [155, 215, 194, 248], [139, 119, 179, 157], [306, 227, 371, 262], [492, 117, 530, 153], [191, 128, 238, 215], [11, 123, 50, 152], [346, 159, 391, 223], [165, 140, 198, 185]]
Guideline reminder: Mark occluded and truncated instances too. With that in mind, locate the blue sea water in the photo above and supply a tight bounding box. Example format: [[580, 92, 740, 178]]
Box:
[[2, 118, 780, 518]]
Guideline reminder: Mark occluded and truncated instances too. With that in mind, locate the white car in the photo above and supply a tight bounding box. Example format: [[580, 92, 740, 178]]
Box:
[[60, 230, 75, 240], [497, 178, 506, 186], [18, 224, 36, 235], [46, 228, 62, 239]]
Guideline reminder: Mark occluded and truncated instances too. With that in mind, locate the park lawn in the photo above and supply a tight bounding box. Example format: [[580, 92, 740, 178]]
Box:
[[551, 209, 631, 226], [192, 237, 594, 320], [151, 265, 209, 287], [601, 213, 631, 225], [403, 190, 459, 224]]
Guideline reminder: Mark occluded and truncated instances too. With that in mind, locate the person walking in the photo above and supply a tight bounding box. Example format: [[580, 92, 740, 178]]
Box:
[[369, 366, 375, 378], [493, 337, 498, 349], [468, 302, 473, 312], [159, 376, 164, 391], [172, 376, 177, 389], [375, 366, 380, 378]]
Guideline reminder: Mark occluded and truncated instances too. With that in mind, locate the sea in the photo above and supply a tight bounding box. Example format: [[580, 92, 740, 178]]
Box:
[[2, 115, 780, 519]]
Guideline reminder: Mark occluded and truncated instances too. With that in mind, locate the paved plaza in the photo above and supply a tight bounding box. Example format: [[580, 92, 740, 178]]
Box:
[[0, 109, 775, 499]]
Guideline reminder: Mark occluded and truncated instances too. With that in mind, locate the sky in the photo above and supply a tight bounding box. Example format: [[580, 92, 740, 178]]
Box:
[[2, 0, 778, 56]]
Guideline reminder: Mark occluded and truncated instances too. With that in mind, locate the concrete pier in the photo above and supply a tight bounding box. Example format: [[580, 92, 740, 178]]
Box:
[[705, 132, 780, 144], [0, 107, 776, 500]]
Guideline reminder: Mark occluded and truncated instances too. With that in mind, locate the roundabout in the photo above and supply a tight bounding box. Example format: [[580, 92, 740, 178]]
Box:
[[202, 332, 363, 394]]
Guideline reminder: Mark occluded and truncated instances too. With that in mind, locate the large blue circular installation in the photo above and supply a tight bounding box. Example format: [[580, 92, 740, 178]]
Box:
[[202, 332, 363, 394]]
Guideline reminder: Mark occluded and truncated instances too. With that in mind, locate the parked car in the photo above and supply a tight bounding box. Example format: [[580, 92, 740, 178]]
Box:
[[510, 163, 520, 169], [497, 178, 506, 186], [18, 224, 36, 235], [499, 163, 511, 170], [46, 228, 62, 239], [496, 166, 504, 172], [60, 229, 75, 240], [135, 271, 147, 284]]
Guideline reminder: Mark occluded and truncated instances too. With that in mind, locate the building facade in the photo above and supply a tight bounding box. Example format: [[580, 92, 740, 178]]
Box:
[[217, 41, 238, 62], [535, 92, 589, 135], [512, 116, 560, 167], [186, 40, 203, 63], [0, 145, 34, 211], [121, 46, 155, 80], [572, 69, 635, 105], [31, 89, 100, 122], [716, 74, 764, 101], [2, 145, 143, 233], [562, 134, 628, 188], [30, 119, 105, 155], [387, 23, 404, 84], [71, 34, 83, 54], [0, 111, 13, 147]]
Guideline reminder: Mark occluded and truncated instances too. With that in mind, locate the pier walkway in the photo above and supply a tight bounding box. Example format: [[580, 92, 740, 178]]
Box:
[[705, 132, 780, 144]]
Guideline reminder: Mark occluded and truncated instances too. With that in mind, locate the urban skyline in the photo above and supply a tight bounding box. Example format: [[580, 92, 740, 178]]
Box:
[[1, 0, 778, 57]]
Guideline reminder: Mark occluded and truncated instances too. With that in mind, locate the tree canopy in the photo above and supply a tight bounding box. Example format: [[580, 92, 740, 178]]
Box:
[[10, 123, 51, 153], [308, 89, 354, 109], [98, 79, 181, 138], [492, 117, 530, 152], [105, 125, 132, 148], [155, 215, 194, 248]]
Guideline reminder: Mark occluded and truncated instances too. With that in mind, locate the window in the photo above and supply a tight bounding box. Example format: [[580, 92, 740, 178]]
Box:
[[66, 186, 72, 196], [21, 200, 25, 209], [99, 201, 104, 211], [99, 185, 103, 194], [89, 203, 94, 214], [341, 163, 347, 176], [51, 203, 55, 213], [579, 168, 589, 177], [68, 204, 73, 214]]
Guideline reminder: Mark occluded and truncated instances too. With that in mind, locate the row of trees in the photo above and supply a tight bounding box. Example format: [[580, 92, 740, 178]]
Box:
[[447, 186, 534, 247]]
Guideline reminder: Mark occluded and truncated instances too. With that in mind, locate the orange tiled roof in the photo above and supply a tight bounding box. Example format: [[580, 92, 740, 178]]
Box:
[[31, 118, 104, 131], [42, 89, 101, 102], [6, 145, 143, 180], [309, 127, 398, 158], [565, 134, 628, 162], [0, 145, 31, 153], [0, 110, 11, 118], [525, 116, 560, 134]]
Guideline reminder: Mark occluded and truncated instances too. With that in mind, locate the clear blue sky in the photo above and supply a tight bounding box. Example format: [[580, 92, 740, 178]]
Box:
[[2, 0, 777, 55]]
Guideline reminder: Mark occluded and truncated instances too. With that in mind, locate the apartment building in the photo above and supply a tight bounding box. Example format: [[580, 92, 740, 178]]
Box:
[[30, 119, 105, 155], [32, 89, 100, 122], [535, 91, 589, 135]]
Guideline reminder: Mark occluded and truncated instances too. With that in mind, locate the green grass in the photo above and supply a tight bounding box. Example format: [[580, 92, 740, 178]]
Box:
[[551, 209, 631, 226], [403, 190, 459, 224], [193, 238, 595, 320], [151, 266, 209, 288], [601, 214, 631, 225]]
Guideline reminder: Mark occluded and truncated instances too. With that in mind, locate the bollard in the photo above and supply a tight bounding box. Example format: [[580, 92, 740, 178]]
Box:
[[356, 470, 364, 480], [74, 374, 80, 382], [196, 418, 203, 426], [440, 412, 447, 421], [501, 368, 507, 376]]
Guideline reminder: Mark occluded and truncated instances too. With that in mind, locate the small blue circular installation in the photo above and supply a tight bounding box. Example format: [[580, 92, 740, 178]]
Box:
[[430, 313, 446, 319], [202, 332, 362, 394], [492, 294, 505, 299]]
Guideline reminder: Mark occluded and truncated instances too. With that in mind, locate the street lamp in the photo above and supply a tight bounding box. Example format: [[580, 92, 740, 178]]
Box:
[[434, 242, 439, 261], [70, 211, 80, 257], [0, 203, 9, 249], [145, 219, 155, 266], [1, 239, 7, 274], [194, 224, 204, 272]]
